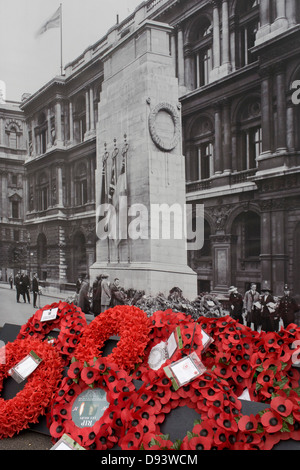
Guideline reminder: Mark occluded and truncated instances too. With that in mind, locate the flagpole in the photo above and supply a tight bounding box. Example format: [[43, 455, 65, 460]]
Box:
[[60, 3, 63, 76]]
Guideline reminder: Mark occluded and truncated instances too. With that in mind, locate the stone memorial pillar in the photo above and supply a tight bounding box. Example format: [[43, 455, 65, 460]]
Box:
[[90, 20, 198, 299]]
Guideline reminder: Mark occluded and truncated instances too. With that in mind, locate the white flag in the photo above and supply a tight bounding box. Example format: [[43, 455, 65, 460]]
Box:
[[36, 6, 61, 37]]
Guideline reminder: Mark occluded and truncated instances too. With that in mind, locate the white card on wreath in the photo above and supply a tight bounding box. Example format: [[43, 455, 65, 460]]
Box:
[[9, 351, 42, 383], [41, 307, 58, 322]]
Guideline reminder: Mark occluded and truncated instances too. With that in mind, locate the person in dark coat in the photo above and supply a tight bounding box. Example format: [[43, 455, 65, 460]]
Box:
[[32, 273, 39, 308], [110, 278, 126, 307], [277, 284, 299, 328], [243, 283, 261, 331], [22, 272, 31, 304], [78, 275, 90, 315], [15, 271, 21, 303], [260, 286, 276, 332], [92, 275, 102, 316], [228, 286, 244, 324]]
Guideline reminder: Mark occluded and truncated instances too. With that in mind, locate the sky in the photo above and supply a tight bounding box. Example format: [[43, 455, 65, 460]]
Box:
[[0, 0, 143, 102]]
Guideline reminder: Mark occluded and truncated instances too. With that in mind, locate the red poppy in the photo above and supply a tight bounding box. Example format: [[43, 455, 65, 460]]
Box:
[[257, 369, 275, 387], [238, 414, 258, 433], [260, 410, 283, 433], [271, 396, 294, 417], [181, 434, 212, 450]]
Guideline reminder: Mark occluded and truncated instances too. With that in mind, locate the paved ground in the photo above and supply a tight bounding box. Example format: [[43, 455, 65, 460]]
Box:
[[0, 282, 94, 328], [0, 283, 92, 451]]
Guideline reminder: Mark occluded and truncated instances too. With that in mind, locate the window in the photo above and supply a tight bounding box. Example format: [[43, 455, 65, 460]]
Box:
[[188, 16, 212, 90], [36, 112, 48, 155], [11, 201, 19, 219], [9, 127, 17, 149], [237, 98, 261, 171], [197, 142, 214, 180], [241, 126, 262, 169], [74, 96, 86, 143], [236, 0, 260, 68], [75, 162, 88, 206], [38, 172, 49, 211], [195, 49, 212, 88]]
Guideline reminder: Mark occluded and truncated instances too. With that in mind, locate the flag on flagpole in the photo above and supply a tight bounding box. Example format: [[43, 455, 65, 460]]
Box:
[[35, 5, 61, 37]]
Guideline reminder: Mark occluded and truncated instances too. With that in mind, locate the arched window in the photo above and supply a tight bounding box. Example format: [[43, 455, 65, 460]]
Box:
[[38, 172, 49, 211], [187, 115, 214, 181], [188, 16, 213, 89], [74, 96, 86, 143], [9, 126, 17, 149], [235, 0, 260, 67], [236, 97, 261, 171], [36, 112, 48, 154], [75, 162, 88, 206]]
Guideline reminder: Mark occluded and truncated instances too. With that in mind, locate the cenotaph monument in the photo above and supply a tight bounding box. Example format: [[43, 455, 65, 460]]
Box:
[[90, 20, 198, 299]]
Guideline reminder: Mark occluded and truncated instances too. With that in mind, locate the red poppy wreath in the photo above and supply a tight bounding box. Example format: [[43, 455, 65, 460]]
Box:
[[17, 301, 87, 364], [0, 337, 63, 439], [48, 357, 136, 450], [119, 365, 243, 450], [73, 305, 151, 373], [133, 309, 207, 381]]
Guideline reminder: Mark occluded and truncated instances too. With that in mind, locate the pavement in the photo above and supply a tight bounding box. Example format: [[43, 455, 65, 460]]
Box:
[[0, 282, 93, 451], [0, 282, 94, 328]]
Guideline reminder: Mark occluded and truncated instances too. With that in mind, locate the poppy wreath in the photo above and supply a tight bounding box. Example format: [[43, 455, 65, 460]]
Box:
[[0, 337, 63, 439], [48, 356, 137, 450], [17, 301, 87, 364], [73, 305, 151, 373], [198, 316, 300, 402], [119, 365, 243, 450], [133, 309, 205, 381]]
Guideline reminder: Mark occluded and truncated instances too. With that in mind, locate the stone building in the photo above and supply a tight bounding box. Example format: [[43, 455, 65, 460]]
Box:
[[20, 64, 102, 286], [0, 94, 27, 281], [4, 0, 300, 298]]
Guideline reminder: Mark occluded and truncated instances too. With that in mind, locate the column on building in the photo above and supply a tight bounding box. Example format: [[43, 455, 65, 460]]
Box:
[[47, 107, 52, 148], [260, 202, 273, 292], [0, 116, 5, 146], [259, 67, 273, 157], [214, 102, 222, 174], [255, 0, 271, 44], [210, 0, 221, 81], [55, 101, 63, 145], [271, 201, 288, 295], [275, 63, 287, 152], [223, 98, 232, 172], [31, 119, 36, 156], [56, 162, 63, 207], [85, 88, 90, 138], [286, 0, 297, 26], [69, 99, 74, 143], [177, 25, 185, 88], [220, 0, 231, 75], [89, 87, 95, 133], [184, 46, 195, 91], [272, 0, 289, 31], [286, 98, 295, 152]]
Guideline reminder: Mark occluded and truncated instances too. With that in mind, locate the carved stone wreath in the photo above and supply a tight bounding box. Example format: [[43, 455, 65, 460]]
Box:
[[148, 102, 180, 152]]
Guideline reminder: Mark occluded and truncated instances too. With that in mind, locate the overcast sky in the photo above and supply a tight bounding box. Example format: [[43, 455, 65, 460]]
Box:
[[0, 0, 143, 101]]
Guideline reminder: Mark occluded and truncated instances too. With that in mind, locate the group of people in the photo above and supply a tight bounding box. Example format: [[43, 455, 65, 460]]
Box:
[[76, 274, 126, 316], [13, 271, 39, 308], [228, 283, 299, 332]]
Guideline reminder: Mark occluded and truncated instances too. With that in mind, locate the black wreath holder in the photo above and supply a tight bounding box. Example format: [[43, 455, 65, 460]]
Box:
[[148, 101, 181, 152]]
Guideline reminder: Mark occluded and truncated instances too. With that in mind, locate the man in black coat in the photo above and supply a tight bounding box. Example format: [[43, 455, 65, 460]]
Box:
[[228, 286, 244, 324], [15, 271, 21, 303], [277, 285, 299, 328], [260, 287, 276, 332], [32, 273, 39, 308]]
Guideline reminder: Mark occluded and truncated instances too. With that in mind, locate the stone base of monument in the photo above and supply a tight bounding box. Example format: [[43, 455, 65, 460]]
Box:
[[90, 261, 197, 300]]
